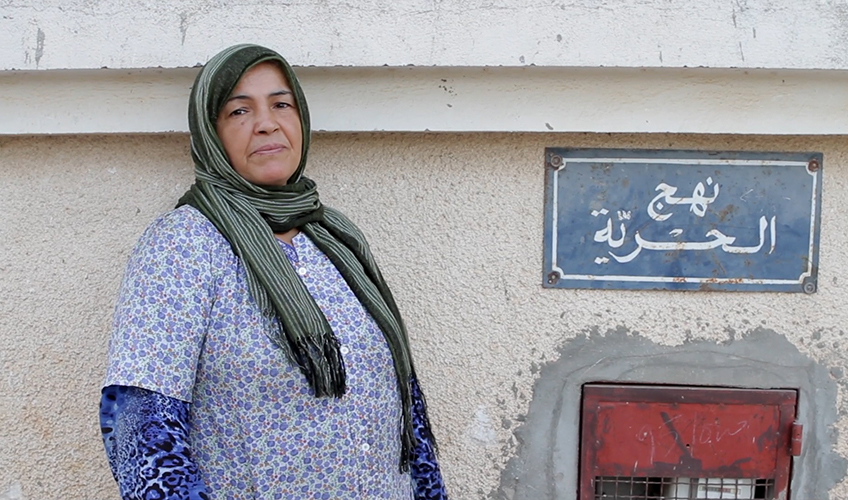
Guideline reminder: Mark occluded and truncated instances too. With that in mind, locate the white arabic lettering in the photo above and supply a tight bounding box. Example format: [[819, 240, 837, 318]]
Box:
[[721, 216, 768, 254], [598, 216, 778, 265], [647, 178, 720, 221], [593, 217, 627, 249], [769, 215, 776, 254], [592, 179, 780, 265]]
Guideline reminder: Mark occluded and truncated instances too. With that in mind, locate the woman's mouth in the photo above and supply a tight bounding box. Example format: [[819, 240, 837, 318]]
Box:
[[252, 143, 286, 155]]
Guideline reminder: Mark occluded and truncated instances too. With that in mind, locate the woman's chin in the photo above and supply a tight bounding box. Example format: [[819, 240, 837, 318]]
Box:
[[242, 167, 297, 187]]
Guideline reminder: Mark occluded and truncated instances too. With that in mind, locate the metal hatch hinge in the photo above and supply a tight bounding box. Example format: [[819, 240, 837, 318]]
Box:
[[791, 421, 803, 456]]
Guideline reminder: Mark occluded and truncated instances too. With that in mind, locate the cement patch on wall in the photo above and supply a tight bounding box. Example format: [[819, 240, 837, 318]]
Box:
[[494, 327, 847, 500]]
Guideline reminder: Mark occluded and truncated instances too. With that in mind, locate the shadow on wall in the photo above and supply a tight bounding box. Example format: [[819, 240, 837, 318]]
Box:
[[492, 327, 847, 500]]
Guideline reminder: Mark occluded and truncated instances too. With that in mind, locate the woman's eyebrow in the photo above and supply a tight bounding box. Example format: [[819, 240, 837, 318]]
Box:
[[225, 94, 251, 103], [225, 89, 291, 104]]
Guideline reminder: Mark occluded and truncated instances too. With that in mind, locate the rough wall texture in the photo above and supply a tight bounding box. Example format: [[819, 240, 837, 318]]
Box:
[[0, 132, 846, 499]]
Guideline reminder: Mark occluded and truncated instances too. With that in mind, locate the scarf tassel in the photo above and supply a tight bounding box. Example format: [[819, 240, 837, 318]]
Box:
[[400, 423, 412, 473], [294, 334, 347, 398]]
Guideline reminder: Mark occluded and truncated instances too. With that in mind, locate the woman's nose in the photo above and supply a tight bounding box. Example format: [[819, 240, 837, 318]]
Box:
[[254, 109, 280, 134]]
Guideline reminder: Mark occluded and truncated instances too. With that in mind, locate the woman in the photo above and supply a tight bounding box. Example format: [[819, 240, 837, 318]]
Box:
[[100, 44, 447, 500]]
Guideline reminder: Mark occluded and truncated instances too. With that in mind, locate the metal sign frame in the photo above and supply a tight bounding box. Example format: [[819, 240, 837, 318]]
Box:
[[542, 148, 823, 293]]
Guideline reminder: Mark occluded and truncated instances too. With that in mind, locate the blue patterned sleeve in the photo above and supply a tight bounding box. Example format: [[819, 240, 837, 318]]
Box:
[[409, 377, 449, 500], [100, 385, 209, 500]]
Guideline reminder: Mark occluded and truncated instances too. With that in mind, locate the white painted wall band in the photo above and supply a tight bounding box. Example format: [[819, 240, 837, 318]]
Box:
[[2, 0, 847, 70], [3, 66, 848, 136]]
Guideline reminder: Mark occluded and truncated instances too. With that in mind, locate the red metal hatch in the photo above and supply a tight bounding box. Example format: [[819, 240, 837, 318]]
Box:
[[580, 384, 797, 500]]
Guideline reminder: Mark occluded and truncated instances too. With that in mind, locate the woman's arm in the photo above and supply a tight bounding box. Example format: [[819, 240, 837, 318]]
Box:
[[100, 385, 209, 500], [409, 378, 449, 500]]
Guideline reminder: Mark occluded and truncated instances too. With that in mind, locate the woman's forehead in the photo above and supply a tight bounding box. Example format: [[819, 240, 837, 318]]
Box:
[[231, 62, 291, 94]]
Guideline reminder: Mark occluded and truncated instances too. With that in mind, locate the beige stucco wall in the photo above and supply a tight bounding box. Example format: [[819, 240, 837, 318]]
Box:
[[1, 132, 846, 499]]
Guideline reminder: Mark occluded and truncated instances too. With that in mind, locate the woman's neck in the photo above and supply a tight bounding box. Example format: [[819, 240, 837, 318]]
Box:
[[274, 229, 300, 245]]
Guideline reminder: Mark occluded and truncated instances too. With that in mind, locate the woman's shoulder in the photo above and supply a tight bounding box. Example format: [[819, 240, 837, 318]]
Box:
[[135, 205, 231, 259], [145, 205, 223, 240]]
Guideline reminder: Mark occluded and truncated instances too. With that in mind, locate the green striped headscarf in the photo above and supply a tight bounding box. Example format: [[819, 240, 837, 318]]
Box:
[[178, 44, 421, 469]]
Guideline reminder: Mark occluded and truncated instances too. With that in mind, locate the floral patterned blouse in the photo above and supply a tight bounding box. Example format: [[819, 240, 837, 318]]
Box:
[[101, 206, 446, 500]]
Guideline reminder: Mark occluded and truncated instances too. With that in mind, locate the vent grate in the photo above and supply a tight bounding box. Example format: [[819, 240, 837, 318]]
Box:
[[594, 477, 776, 500]]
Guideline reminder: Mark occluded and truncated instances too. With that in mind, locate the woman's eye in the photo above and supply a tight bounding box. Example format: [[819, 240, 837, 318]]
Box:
[[274, 101, 292, 109], [230, 108, 247, 116]]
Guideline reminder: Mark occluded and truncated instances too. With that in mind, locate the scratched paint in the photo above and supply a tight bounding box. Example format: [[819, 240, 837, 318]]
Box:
[[581, 385, 795, 483], [34, 28, 44, 67]]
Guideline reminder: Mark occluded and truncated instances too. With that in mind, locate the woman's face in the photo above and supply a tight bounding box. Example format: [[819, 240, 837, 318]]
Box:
[[216, 62, 303, 186]]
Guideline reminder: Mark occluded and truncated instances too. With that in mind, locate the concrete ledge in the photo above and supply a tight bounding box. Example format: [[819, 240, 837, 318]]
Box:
[[3, 66, 848, 135]]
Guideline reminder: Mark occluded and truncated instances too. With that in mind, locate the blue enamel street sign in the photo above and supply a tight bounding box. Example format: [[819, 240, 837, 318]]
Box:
[[542, 149, 822, 292]]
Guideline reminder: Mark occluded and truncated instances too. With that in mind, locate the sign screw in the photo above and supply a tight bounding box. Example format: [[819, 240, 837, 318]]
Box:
[[808, 159, 820, 173], [803, 281, 816, 294], [547, 271, 561, 285], [549, 154, 563, 168]]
